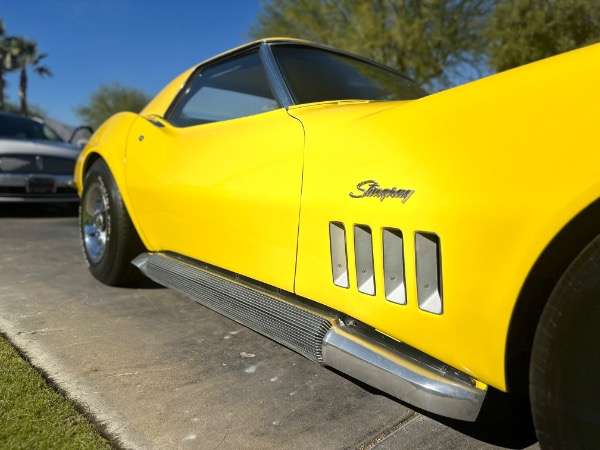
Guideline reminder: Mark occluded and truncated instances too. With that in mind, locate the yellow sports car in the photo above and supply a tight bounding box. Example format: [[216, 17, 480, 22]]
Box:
[[74, 39, 600, 449]]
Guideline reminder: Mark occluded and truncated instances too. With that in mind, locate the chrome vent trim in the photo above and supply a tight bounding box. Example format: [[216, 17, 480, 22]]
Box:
[[354, 225, 375, 295], [415, 232, 443, 314], [329, 222, 349, 288], [382, 228, 406, 304], [329, 223, 442, 315]]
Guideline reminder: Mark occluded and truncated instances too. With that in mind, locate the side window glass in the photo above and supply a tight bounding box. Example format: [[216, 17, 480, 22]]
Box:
[[167, 51, 279, 127]]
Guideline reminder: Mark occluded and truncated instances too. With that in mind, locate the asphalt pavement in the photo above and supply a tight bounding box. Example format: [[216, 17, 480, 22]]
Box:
[[0, 204, 540, 450]]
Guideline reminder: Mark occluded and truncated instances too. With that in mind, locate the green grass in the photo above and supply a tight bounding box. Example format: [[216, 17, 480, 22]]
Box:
[[0, 335, 113, 450]]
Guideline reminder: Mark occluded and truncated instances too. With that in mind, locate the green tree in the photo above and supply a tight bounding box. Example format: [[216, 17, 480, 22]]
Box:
[[12, 37, 52, 116], [250, 0, 494, 89], [485, 0, 600, 72], [75, 82, 151, 129]]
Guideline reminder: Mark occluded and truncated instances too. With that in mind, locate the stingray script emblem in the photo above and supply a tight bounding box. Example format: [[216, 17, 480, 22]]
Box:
[[349, 180, 414, 203]]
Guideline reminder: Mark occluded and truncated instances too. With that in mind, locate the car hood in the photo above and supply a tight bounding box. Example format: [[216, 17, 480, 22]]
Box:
[[0, 138, 81, 160]]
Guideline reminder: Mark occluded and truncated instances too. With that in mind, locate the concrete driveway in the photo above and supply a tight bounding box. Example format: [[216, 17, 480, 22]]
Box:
[[0, 204, 540, 449]]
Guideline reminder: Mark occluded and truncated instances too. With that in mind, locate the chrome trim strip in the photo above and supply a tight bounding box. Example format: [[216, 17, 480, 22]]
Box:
[[0, 196, 79, 203], [143, 116, 165, 128], [259, 43, 295, 108], [132, 251, 485, 422], [0, 173, 74, 187], [131, 253, 149, 271]]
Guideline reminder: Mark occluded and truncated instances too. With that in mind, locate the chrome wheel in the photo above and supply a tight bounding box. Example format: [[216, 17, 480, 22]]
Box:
[[82, 181, 109, 264], [80, 159, 146, 286]]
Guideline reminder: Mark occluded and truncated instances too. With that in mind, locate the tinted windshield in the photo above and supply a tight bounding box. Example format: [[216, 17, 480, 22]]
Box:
[[271, 45, 427, 104], [0, 114, 63, 142]]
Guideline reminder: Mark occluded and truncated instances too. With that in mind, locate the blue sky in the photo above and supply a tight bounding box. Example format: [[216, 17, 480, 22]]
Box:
[[0, 0, 263, 125]]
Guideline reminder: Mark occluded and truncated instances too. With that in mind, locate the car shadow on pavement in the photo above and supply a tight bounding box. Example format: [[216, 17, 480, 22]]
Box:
[[329, 368, 537, 449], [0, 203, 79, 218], [0, 202, 164, 289], [438, 386, 537, 449]]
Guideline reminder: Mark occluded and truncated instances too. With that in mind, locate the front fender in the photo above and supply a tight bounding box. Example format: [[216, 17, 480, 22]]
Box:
[[75, 112, 139, 209]]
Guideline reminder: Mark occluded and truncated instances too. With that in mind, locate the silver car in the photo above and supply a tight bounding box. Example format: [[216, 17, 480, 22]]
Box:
[[0, 112, 81, 204]]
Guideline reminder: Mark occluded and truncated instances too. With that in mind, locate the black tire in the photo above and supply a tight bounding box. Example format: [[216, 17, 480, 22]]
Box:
[[530, 234, 600, 450], [80, 159, 146, 286]]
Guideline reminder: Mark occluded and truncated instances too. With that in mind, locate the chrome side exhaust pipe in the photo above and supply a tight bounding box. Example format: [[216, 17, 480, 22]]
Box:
[[132, 252, 486, 421]]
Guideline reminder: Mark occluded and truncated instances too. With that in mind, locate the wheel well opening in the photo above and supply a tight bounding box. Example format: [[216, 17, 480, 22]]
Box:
[[505, 198, 600, 395], [82, 153, 103, 181]]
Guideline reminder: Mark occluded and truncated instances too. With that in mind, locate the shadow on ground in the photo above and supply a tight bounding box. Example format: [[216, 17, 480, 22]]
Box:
[[438, 387, 537, 449], [0, 203, 79, 218], [0, 202, 162, 289], [331, 368, 538, 449]]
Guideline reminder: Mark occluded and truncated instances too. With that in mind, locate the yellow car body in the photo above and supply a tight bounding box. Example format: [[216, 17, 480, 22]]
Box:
[[75, 39, 600, 442]]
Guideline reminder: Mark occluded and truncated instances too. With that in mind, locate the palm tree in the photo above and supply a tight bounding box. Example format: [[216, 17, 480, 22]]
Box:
[[13, 37, 52, 116], [0, 20, 14, 111]]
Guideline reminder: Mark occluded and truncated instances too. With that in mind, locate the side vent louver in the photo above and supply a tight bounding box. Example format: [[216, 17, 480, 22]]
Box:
[[329, 222, 349, 288], [354, 225, 375, 295], [329, 223, 443, 315], [415, 232, 443, 314], [382, 228, 406, 304]]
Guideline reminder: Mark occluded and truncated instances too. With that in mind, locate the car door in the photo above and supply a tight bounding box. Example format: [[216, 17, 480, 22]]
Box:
[[124, 49, 304, 292]]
